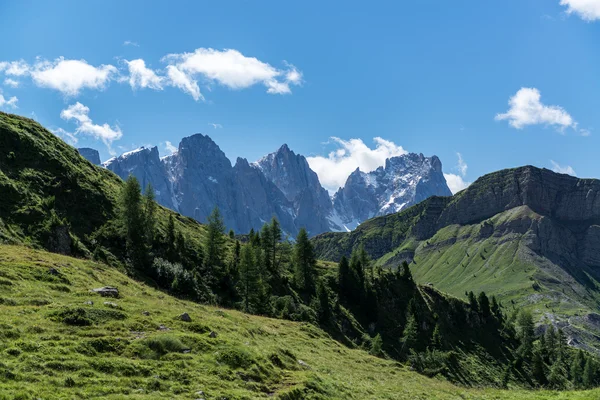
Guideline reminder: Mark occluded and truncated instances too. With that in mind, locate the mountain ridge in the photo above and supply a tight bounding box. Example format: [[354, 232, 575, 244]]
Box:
[[102, 136, 452, 236]]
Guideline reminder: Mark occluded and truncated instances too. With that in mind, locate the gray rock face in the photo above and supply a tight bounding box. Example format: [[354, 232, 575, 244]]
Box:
[[102, 136, 452, 237], [103, 146, 175, 210], [253, 144, 334, 235], [437, 166, 600, 228], [163, 134, 238, 228], [78, 148, 101, 165], [332, 153, 452, 230]]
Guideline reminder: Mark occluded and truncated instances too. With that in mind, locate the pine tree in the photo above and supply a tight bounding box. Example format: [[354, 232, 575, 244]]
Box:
[[143, 183, 157, 246], [478, 291, 491, 318], [571, 350, 585, 388], [491, 295, 502, 320], [270, 217, 282, 269], [119, 175, 147, 269], [203, 207, 226, 284], [516, 310, 535, 360], [293, 228, 316, 297], [337, 255, 351, 303], [544, 325, 556, 363], [583, 357, 595, 389], [468, 291, 479, 312], [316, 280, 332, 325], [401, 312, 418, 352], [547, 358, 568, 389], [532, 345, 547, 386], [432, 323, 443, 349], [401, 261, 412, 281], [239, 244, 259, 313], [167, 214, 176, 260], [370, 333, 383, 357]]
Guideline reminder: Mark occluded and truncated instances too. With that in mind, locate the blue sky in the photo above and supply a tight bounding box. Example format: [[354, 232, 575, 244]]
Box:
[[1, 0, 599, 193]]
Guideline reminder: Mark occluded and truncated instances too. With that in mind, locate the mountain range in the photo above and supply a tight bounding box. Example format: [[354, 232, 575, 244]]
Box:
[[312, 166, 600, 353], [82, 134, 451, 237]]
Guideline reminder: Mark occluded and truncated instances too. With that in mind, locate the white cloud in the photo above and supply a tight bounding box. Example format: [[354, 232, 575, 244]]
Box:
[[166, 65, 203, 101], [444, 173, 470, 194], [495, 88, 575, 131], [52, 127, 78, 145], [306, 137, 407, 192], [60, 102, 122, 153], [208, 122, 223, 129], [164, 140, 177, 154], [31, 58, 117, 96], [0, 93, 18, 109], [162, 48, 301, 99], [4, 78, 19, 88], [124, 59, 164, 90], [560, 0, 600, 21], [550, 160, 576, 176], [443, 152, 471, 194], [123, 40, 140, 47], [456, 152, 467, 177], [0, 60, 30, 76]]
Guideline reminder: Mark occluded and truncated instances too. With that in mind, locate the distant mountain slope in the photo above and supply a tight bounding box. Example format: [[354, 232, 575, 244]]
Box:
[[102, 137, 452, 236], [77, 147, 101, 165], [312, 166, 600, 353], [332, 153, 452, 230]]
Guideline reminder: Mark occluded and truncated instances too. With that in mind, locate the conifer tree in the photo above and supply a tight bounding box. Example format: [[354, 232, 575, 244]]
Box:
[[293, 227, 316, 297], [532, 345, 547, 386], [516, 310, 535, 360], [432, 323, 443, 349], [547, 358, 568, 389], [316, 280, 332, 325], [468, 291, 479, 312], [239, 244, 259, 313], [571, 350, 585, 388], [167, 214, 176, 260], [337, 255, 351, 302], [203, 207, 226, 283], [401, 311, 419, 352], [544, 325, 557, 363], [143, 183, 157, 246], [370, 333, 383, 357], [478, 292, 491, 318], [120, 175, 147, 269], [401, 261, 412, 281], [583, 357, 595, 389], [491, 295, 502, 319]]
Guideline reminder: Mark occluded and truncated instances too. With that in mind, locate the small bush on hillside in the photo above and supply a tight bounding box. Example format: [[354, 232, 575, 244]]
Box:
[[216, 346, 255, 369], [130, 335, 188, 359]]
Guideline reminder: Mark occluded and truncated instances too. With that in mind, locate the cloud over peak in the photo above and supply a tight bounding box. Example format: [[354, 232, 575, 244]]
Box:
[[60, 102, 122, 153], [306, 137, 407, 193]]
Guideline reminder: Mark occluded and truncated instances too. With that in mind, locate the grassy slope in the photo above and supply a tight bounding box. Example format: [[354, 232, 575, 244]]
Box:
[[0, 111, 211, 262], [0, 244, 596, 400]]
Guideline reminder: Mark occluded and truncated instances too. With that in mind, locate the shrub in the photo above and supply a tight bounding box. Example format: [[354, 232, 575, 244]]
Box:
[[216, 346, 255, 369]]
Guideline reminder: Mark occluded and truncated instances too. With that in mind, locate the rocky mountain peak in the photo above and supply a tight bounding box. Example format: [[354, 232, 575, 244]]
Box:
[[332, 152, 452, 229], [77, 147, 101, 165]]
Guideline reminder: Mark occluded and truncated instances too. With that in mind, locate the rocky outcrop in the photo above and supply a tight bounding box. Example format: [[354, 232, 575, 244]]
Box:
[[438, 166, 600, 228], [333, 153, 452, 229], [254, 144, 335, 235], [78, 148, 101, 165], [103, 147, 175, 210]]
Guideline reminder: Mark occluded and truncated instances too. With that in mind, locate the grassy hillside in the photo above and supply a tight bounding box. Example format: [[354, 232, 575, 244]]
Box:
[[0, 244, 598, 400], [0, 111, 210, 264]]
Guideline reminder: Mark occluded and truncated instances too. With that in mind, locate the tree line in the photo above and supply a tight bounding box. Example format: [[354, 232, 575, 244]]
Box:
[[115, 175, 600, 389]]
